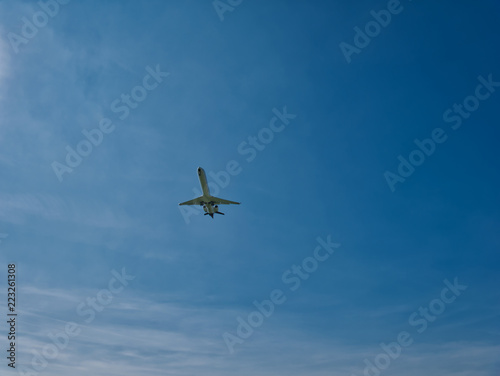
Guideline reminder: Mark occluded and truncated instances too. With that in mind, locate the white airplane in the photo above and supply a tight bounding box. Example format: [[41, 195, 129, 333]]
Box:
[[179, 167, 240, 218]]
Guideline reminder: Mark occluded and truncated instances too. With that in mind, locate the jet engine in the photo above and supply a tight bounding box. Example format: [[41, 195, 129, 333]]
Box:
[[202, 204, 208, 212], [214, 205, 219, 212]]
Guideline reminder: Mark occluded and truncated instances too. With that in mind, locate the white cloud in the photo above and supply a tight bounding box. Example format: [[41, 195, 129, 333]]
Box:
[[15, 285, 500, 376]]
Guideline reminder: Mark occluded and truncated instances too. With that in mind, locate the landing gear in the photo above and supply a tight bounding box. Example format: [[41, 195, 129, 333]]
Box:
[[199, 201, 225, 217], [214, 205, 224, 215]]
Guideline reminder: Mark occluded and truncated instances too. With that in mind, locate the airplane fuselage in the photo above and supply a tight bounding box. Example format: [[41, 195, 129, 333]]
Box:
[[197, 167, 218, 218], [198, 167, 211, 197]]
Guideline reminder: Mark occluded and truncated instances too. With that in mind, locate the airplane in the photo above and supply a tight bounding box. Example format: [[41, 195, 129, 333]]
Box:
[[179, 167, 240, 218]]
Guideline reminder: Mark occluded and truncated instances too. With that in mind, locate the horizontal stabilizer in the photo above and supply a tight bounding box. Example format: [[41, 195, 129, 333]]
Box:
[[179, 196, 204, 206], [208, 196, 240, 205]]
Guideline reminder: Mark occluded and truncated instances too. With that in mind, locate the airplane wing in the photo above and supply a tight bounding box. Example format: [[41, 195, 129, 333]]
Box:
[[208, 196, 240, 205], [178, 196, 204, 206]]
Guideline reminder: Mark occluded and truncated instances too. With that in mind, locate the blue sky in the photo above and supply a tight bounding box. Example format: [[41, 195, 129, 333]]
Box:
[[0, 0, 499, 375]]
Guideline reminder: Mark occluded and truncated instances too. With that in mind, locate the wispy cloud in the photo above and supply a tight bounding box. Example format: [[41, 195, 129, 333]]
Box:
[[0, 192, 133, 229], [15, 285, 500, 376]]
